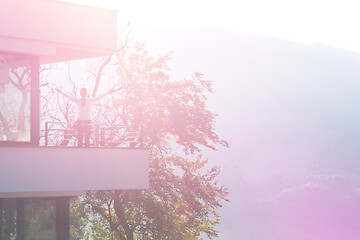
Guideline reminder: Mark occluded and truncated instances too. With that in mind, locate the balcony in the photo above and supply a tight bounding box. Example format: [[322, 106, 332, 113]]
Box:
[[0, 121, 149, 198]]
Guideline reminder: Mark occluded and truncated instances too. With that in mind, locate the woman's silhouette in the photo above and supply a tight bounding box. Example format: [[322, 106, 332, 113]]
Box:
[[55, 87, 116, 147]]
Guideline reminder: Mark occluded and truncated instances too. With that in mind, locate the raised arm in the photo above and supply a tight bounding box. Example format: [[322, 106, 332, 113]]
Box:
[[90, 88, 121, 102], [55, 88, 77, 102]]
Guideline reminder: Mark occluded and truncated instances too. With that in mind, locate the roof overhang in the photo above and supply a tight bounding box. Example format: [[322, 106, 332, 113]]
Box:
[[0, 0, 117, 63]]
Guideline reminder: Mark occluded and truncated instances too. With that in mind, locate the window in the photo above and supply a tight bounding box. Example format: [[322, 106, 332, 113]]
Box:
[[0, 52, 39, 144]]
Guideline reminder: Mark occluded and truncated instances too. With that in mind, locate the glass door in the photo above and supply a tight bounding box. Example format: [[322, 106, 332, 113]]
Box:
[[0, 52, 39, 145]]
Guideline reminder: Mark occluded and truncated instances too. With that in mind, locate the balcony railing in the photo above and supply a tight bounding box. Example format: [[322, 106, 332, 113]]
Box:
[[43, 122, 140, 148]]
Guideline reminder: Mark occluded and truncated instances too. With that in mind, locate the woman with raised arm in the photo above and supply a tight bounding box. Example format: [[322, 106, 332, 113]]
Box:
[[55, 87, 117, 147]]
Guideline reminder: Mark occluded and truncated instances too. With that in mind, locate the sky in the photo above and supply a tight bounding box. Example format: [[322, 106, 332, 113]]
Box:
[[58, 1, 360, 239], [64, 0, 360, 52]]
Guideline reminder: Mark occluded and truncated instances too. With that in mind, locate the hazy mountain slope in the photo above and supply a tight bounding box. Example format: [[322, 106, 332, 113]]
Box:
[[139, 29, 360, 240]]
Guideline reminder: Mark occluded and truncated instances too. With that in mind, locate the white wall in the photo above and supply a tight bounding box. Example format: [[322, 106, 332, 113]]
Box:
[[0, 147, 148, 197]]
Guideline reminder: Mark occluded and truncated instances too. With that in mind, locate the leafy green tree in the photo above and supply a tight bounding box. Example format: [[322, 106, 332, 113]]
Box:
[[1, 199, 16, 240], [24, 199, 56, 240], [70, 198, 88, 240], [41, 41, 229, 239], [70, 43, 229, 240]]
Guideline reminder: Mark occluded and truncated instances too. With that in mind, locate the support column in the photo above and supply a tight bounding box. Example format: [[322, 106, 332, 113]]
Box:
[[30, 57, 40, 146], [56, 197, 70, 240]]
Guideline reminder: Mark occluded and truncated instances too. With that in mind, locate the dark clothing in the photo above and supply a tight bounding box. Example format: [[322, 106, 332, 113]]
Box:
[[75, 120, 91, 147]]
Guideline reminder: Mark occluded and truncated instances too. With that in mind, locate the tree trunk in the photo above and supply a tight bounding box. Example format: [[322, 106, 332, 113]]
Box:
[[113, 192, 134, 240], [92, 55, 112, 97], [17, 91, 27, 135], [0, 111, 9, 137]]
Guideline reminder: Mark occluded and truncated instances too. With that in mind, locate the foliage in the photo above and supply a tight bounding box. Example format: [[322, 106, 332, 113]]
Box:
[[72, 43, 228, 240], [42, 42, 229, 239], [1, 199, 56, 240], [70, 198, 88, 240], [78, 155, 227, 240], [1, 199, 16, 240], [23, 199, 56, 240], [113, 44, 228, 154]]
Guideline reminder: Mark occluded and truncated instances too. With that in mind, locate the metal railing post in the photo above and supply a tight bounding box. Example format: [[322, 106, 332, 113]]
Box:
[[45, 122, 49, 146], [94, 124, 99, 147]]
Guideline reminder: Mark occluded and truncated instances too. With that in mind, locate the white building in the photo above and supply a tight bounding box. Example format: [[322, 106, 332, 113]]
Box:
[[0, 1, 148, 239]]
